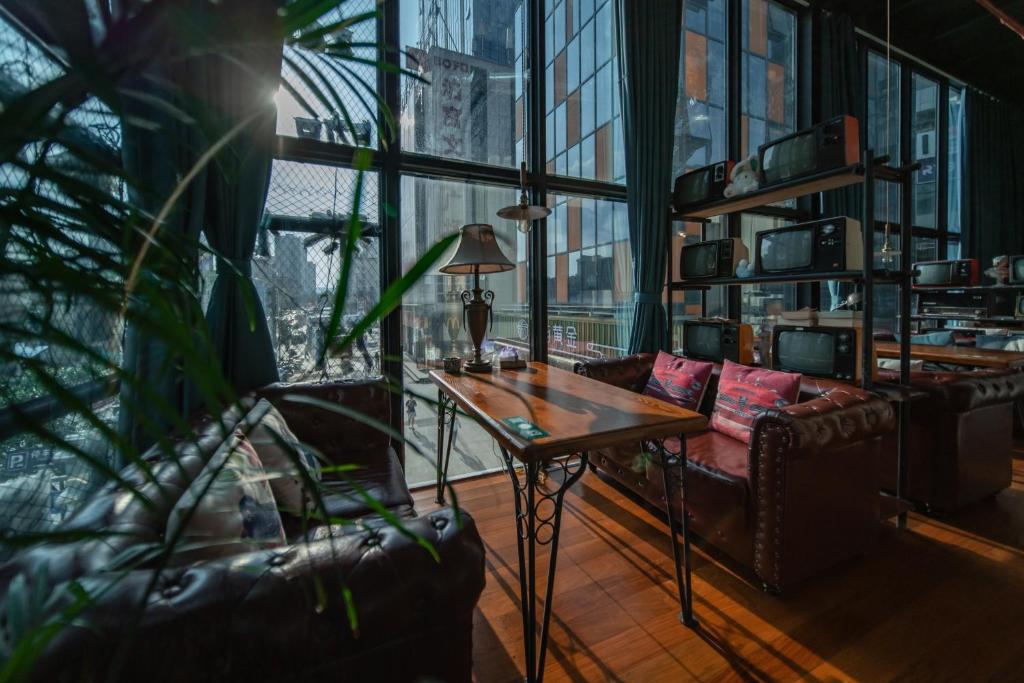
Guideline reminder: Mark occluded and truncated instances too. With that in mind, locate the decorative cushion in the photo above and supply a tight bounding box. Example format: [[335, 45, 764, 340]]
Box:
[[976, 333, 1024, 352], [895, 331, 955, 346], [710, 360, 801, 444], [166, 431, 286, 564], [248, 399, 322, 516], [642, 351, 715, 412], [877, 358, 924, 372]]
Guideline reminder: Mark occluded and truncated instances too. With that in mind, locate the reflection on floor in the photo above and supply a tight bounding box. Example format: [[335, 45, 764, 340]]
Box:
[[413, 448, 1024, 682]]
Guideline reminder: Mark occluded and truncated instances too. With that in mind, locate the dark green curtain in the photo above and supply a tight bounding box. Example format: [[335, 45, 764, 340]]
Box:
[[964, 89, 1024, 265], [615, 0, 682, 355], [200, 0, 282, 392], [817, 9, 863, 218]]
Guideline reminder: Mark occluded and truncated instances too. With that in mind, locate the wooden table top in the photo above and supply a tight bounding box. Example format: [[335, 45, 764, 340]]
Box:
[[875, 341, 1024, 369], [430, 362, 708, 463]]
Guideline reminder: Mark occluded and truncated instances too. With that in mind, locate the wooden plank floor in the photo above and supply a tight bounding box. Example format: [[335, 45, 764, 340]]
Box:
[[413, 451, 1024, 682]]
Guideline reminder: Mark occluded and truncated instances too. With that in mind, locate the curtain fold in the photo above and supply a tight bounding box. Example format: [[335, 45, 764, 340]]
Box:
[[200, 0, 282, 393], [964, 89, 1024, 266], [615, 0, 682, 355]]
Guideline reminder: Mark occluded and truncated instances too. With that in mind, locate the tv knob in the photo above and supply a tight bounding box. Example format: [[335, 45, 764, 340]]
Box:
[[838, 333, 850, 342], [838, 344, 850, 353]]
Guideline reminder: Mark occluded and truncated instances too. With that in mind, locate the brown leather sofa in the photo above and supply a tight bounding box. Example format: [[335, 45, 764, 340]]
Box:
[[575, 354, 894, 593], [878, 368, 1024, 511], [0, 380, 485, 683]]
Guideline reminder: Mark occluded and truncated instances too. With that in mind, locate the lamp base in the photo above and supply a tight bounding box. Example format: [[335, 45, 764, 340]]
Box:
[[463, 359, 493, 373]]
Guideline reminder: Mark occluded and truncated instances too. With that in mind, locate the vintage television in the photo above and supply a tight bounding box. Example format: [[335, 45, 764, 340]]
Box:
[[770, 325, 871, 382], [754, 216, 863, 276], [912, 259, 979, 288], [1008, 255, 1024, 285], [672, 160, 735, 211], [679, 237, 748, 279], [758, 115, 860, 188], [680, 319, 754, 364], [1016, 294, 1024, 320]]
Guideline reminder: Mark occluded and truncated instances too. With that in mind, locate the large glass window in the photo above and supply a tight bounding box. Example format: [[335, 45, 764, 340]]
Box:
[[545, 0, 625, 183], [546, 193, 632, 364], [867, 51, 901, 223], [400, 0, 526, 167], [673, 0, 728, 176], [911, 74, 938, 228], [947, 84, 965, 234], [400, 176, 527, 486], [741, 0, 796, 157], [275, 1, 379, 146]]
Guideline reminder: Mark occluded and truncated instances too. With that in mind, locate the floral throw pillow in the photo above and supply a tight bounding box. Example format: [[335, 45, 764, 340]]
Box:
[[642, 351, 715, 412], [247, 399, 321, 517], [166, 432, 286, 564], [710, 360, 801, 444]]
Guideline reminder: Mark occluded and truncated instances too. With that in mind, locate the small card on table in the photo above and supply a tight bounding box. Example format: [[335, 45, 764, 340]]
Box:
[[502, 416, 549, 440]]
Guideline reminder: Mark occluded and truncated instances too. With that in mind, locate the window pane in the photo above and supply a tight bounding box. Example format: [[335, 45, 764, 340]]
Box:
[[947, 85, 965, 233], [548, 0, 624, 183], [400, 177, 528, 486], [740, 215, 797, 363], [276, 2, 379, 147], [400, 0, 527, 167], [741, 0, 795, 155], [547, 192, 632, 363], [673, 1, 728, 175], [246, 161, 381, 383], [911, 74, 938, 227], [867, 52, 901, 222]]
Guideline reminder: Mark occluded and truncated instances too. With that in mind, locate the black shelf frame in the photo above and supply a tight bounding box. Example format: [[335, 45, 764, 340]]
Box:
[[664, 150, 916, 529]]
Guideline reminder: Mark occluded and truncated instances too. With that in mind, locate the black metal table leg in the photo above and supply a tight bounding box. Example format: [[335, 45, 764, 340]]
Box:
[[435, 391, 456, 505], [656, 435, 696, 627], [500, 448, 588, 683]]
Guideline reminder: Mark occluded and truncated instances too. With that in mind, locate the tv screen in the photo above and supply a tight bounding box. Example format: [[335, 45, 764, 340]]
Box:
[[686, 324, 722, 360], [677, 170, 710, 206], [762, 133, 817, 185], [1013, 256, 1024, 282], [682, 243, 719, 277], [759, 229, 813, 272], [777, 331, 835, 375]]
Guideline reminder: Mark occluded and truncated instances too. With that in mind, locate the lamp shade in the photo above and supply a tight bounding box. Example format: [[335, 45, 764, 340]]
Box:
[[439, 223, 515, 275]]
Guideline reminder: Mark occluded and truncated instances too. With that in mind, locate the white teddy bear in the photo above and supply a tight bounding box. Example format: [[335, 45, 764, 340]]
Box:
[[723, 154, 761, 198]]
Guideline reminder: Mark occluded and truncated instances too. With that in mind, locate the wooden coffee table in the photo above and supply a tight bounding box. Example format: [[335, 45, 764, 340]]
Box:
[[431, 362, 707, 683]]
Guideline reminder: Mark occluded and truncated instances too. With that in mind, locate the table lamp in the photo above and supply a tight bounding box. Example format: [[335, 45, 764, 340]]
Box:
[[440, 224, 515, 372]]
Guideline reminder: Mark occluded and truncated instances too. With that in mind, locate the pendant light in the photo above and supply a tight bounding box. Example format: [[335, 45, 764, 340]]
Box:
[[497, 161, 551, 233]]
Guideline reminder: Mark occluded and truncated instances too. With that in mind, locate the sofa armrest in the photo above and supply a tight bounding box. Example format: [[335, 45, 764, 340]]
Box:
[[748, 386, 893, 591], [573, 353, 657, 393], [17, 508, 484, 682], [255, 379, 393, 462], [754, 385, 895, 461], [888, 370, 1024, 414]]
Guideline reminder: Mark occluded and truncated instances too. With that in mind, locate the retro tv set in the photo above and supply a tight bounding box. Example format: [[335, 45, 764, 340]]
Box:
[[912, 259, 979, 288], [679, 237, 748, 279], [770, 325, 870, 382], [672, 160, 735, 211], [754, 216, 863, 276], [1008, 255, 1024, 285], [680, 319, 754, 364], [758, 115, 860, 188]]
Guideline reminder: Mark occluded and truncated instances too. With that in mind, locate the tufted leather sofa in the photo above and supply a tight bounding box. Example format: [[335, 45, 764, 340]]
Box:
[[0, 380, 485, 683], [877, 368, 1024, 511], [575, 354, 894, 593]]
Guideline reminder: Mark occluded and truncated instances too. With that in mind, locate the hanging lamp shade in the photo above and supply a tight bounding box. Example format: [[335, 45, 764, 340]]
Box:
[[496, 162, 551, 233], [439, 224, 515, 274]]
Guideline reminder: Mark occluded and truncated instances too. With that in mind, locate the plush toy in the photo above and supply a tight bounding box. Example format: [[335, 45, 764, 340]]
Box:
[[735, 258, 755, 278], [723, 154, 760, 198]]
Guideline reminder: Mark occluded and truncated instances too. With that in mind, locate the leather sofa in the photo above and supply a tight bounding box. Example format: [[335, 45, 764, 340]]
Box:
[[0, 380, 485, 683], [877, 368, 1024, 511], [575, 354, 894, 593]]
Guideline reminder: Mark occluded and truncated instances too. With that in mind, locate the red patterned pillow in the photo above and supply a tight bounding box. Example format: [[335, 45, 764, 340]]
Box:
[[642, 351, 715, 412], [710, 360, 801, 444]]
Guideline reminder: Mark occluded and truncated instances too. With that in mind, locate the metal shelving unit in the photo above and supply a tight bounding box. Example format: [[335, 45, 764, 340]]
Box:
[[664, 151, 918, 528]]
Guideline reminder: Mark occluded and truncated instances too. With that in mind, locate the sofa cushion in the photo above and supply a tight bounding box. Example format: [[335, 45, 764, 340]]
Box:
[[710, 360, 801, 444], [642, 351, 714, 412], [247, 398, 322, 516], [166, 432, 286, 564]]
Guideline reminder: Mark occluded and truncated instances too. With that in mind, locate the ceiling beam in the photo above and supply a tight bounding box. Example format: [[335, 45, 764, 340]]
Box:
[[976, 0, 1024, 40]]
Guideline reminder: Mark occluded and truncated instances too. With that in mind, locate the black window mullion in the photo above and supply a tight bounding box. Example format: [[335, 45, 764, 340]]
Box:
[[529, 0, 548, 363]]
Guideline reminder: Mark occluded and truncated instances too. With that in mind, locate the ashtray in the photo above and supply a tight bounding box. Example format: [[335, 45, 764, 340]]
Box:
[[442, 357, 462, 373]]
